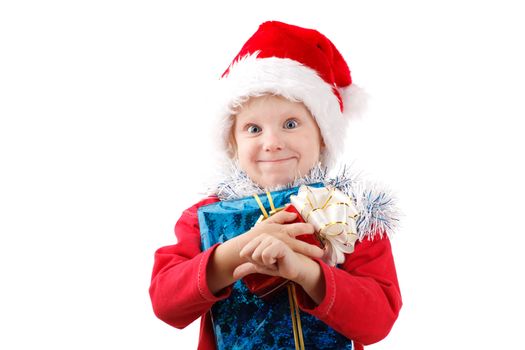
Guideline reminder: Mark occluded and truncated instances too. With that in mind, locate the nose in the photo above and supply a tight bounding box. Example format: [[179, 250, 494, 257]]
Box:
[[262, 129, 284, 152]]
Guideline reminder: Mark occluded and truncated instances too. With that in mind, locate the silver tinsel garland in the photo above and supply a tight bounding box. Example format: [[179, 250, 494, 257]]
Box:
[[208, 162, 400, 240]]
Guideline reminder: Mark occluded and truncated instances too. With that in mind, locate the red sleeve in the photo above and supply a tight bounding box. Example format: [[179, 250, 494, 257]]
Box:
[[295, 235, 402, 347], [149, 197, 232, 329]]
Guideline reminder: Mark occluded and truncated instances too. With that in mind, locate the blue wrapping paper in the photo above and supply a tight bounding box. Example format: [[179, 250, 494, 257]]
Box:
[[198, 184, 354, 350]]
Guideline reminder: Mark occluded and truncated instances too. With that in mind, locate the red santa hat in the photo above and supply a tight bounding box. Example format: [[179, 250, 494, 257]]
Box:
[[213, 21, 366, 169]]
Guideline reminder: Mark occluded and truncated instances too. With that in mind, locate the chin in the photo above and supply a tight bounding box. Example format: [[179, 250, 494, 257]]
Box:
[[258, 173, 295, 188]]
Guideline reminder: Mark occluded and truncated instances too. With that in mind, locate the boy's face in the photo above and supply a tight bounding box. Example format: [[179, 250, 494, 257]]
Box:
[[232, 95, 323, 188]]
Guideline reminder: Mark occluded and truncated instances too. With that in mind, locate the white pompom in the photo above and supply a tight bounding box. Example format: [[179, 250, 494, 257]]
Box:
[[340, 84, 369, 120]]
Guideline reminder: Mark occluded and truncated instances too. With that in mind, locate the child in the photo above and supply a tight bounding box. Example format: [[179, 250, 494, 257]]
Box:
[[150, 21, 402, 350]]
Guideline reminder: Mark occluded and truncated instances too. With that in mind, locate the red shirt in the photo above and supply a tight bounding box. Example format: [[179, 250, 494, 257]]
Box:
[[149, 197, 402, 349]]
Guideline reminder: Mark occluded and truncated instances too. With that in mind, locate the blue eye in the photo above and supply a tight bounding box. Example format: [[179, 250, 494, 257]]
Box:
[[284, 119, 298, 129], [247, 124, 262, 134]]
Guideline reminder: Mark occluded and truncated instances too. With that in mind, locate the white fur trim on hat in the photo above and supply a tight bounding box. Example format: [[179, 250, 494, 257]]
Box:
[[212, 52, 367, 170]]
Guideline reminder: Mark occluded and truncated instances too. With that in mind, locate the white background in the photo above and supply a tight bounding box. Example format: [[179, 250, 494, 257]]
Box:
[[1, 1, 524, 349]]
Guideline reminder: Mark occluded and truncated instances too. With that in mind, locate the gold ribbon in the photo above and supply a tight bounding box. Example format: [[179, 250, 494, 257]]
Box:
[[287, 283, 305, 350], [253, 191, 284, 223], [252, 191, 304, 350], [253, 193, 269, 219]]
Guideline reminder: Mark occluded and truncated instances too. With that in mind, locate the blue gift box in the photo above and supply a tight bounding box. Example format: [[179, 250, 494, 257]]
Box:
[[198, 184, 354, 350]]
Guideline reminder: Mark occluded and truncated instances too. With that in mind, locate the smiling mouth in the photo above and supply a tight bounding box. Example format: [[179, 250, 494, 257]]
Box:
[[257, 157, 296, 163]]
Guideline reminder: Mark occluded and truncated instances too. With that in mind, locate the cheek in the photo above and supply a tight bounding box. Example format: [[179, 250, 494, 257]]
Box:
[[300, 135, 320, 154], [235, 141, 257, 165], [300, 133, 322, 163]]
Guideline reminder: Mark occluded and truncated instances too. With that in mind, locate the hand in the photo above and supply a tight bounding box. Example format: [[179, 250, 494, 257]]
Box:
[[233, 234, 312, 282], [240, 208, 323, 259], [207, 207, 322, 294]]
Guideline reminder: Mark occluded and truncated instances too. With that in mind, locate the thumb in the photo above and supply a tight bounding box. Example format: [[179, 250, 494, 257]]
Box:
[[233, 262, 258, 280], [233, 262, 280, 280]]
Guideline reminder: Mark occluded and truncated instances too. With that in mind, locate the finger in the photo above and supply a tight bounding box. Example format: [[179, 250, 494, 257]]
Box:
[[287, 239, 324, 258], [239, 236, 263, 259], [265, 209, 297, 224], [250, 237, 275, 264], [252, 265, 281, 277], [233, 262, 258, 280], [234, 262, 280, 280], [283, 222, 315, 237], [261, 240, 286, 266]]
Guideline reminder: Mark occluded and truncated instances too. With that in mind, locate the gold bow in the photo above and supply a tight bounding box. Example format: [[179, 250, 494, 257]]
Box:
[[290, 185, 359, 266]]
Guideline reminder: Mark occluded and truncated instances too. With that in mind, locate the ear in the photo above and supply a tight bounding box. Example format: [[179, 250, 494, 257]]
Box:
[[319, 134, 326, 152], [227, 143, 238, 159], [227, 128, 238, 159]]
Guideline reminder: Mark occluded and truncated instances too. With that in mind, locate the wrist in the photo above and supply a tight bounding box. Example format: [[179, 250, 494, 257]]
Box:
[[215, 236, 249, 271], [207, 237, 249, 294], [292, 258, 325, 305], [292, 257, 319, 285], [206, 229, 257, 294]]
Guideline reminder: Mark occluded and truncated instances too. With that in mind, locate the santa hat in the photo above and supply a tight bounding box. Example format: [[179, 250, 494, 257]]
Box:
[[213, 21, 366, 170]]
